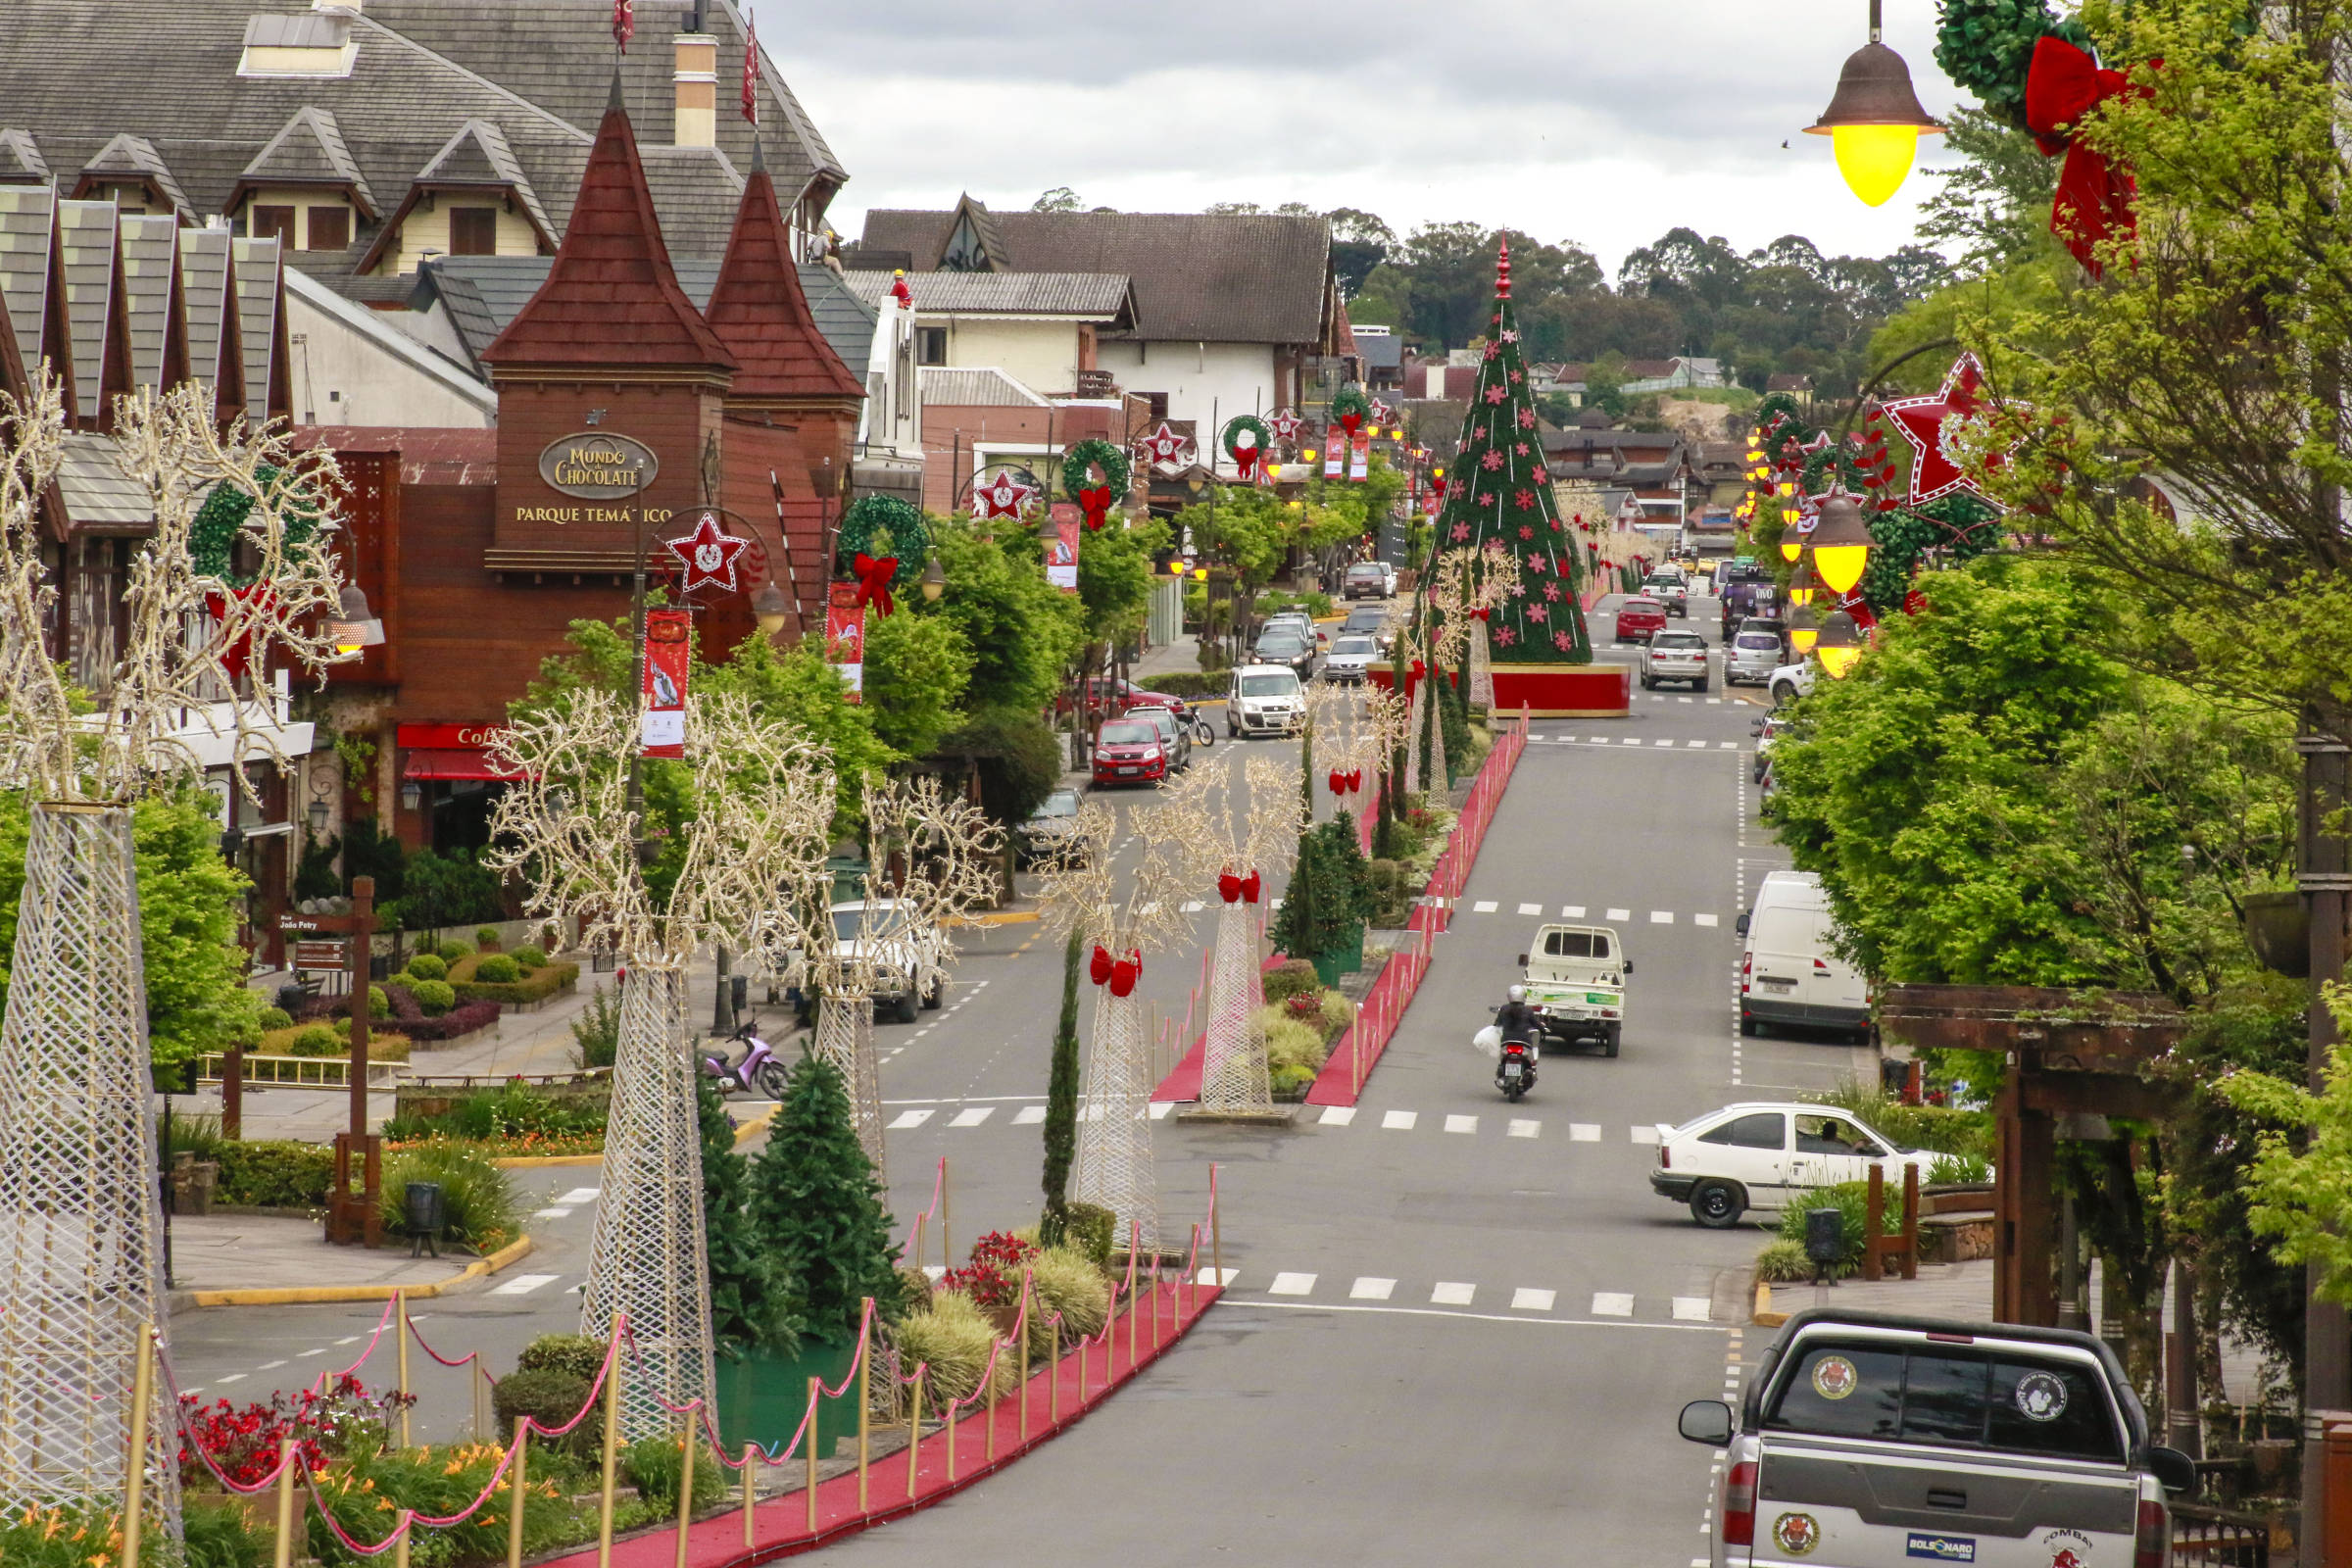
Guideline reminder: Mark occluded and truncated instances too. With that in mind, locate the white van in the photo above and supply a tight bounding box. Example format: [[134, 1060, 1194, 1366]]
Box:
[[1225, 663, 1304, 737], [1736, 870, 1869, 1041]]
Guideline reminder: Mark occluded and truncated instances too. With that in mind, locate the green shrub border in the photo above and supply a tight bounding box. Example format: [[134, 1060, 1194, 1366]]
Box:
[[455, 960, 580, 1006]]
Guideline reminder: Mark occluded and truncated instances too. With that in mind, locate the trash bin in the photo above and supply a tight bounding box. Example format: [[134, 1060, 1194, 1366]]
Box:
[[406, 1182, 445, 1258], [1880, 1055, 1910, 1097], [1804, 1207, 1843, 1283]]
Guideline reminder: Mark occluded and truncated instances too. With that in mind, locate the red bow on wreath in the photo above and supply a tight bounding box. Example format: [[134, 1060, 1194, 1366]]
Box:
[[2025, 36, 2152, 279], [1326, 768, 1364, 796], [1090, 944, 1142, 996], [205, 584, 276, 683], [1217, 869, 1262, 905], [1233, 445, 1260, 480], [1338, 411, 1363, 435], [1471, 607, 1492, 621], [1078, 485, 1114, 531], [851, 552, 899, 615]]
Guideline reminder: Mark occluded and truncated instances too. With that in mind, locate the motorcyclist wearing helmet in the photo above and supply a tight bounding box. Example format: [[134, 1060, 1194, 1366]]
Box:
[[1495, 983, 1542, 1050]]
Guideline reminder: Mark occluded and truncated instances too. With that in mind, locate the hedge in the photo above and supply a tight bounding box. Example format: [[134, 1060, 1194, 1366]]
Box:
[[1138, 672, 1227, 700], [215, 1140, 337, 1207], [452, 958, 579, 1007], [379, 982, 501, 1042]]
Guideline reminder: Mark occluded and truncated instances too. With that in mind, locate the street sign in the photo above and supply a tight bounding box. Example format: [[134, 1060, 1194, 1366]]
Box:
[[292, 939, 349, 972]]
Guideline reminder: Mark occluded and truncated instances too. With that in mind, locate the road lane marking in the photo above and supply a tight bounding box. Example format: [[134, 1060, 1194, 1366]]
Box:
[[1150, 1102, 1175, 1119], [1561, 905, 1585, 917], [1687, 739, 1707, 749], [1268, 1272, 1317, 1297], [1651, 910, 1674, 923], [1350, 1277, 1396, 1300], [1013, 1105, 1046, 1124], [1319, 1106, 1357, 1126], [1196, 1268, 1238, 1286], [216, 1374, 245, 1385], [1591, 1292, 1634, 1316], [1512, 1288, 1557, 1312], [948, 1106, 994, 1128], [1431, 1282, 1476, 1305], [256, 1360, 286, 1371], [492, 1274, 559, 1297], [1632, 1126, 1661, 1145], [1623, 738, 1642, 745], [1444, 1114, 1478, 1134], [1237, 1299, 1730, 1333], [1516, 903, 1543, 915], [532, 1207, 573, 1220], [1381, 1109, 1418, 1131], [1720, 741, 1738, 749], [1675, 1298, 1713, 1322], [1695, 913, 1719, 927], [1508, 1119, 1541, 1138], [1606, 907, 1632, 921], [558, 1188, 601, 1205], [1182, 901, 1205, 912], [299, 1348, 327, 1357], [1569, 1123, 1599, 1142], [1471, 900, 1498, 912], [887, 1109, 935, 1129]]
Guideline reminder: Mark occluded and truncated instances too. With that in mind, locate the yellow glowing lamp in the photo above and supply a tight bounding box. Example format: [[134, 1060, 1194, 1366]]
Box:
[[1779, 526, 1805, 564], [1776, 482, 1795, 499], [1788, 604, 1820, 658], [1302, 447, 1319, 462], [1808, 493, 1875, 596], [1814, 610, 1865, 678], [1803, 1, 1943, 207], [1433, 466, 1446, 480], [1787, 557, 1820, 610], [1266, 463, 1285, 480]]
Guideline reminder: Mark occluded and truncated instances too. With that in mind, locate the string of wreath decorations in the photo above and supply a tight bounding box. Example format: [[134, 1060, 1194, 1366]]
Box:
[[834, 494, 929, 596], [189, 467, 322, 585], [1061, 438, 1131, 532], [1327, 385, 1373, 435], [1221, 415, 1273, 480]]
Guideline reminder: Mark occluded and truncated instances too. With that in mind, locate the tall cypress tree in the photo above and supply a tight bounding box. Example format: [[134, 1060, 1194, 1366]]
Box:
[[747, 1054, 903, 1343], [1040, 929, 1082, 1242]]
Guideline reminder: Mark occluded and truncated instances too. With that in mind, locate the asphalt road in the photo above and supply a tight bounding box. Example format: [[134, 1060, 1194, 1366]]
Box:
[[170, 587, 1871, 1564]]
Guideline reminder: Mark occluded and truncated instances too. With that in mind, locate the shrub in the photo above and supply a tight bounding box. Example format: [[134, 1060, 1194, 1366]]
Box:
[[274, 984, 310, 1016], [378, 1143, 517, 1250], [1928, 1152, 1991, 1184], [474, 925, 502, 949], [455, 958, 579, 1007], [490, 1367, 593, 1449], [258, 1005, 293, 1031], [572, 986, 620, 1069], [1776, 1181, 1902, 1274], [215, 1140, 335, 1207], [1060, 1200, 1116, 1267], [1754, 1238, 1818, 1284], [185, 1498, 272, 1568], [474, 954, 521, 984], [403, 954, 448, 982], [1800, 1078, 1992, 1158], [622, 1435, 725, 1512], [1261, 959, 1321, 1005], [513, 944, 548, 969], [435, 939, 473, 963], [367, 984, 389, 1020], [407, 979, 457, 1016], [517, 1332, 610, 1384], [1261, 1017, 1327, 1076], [1318, 991, 1356, 1038], [309, 1440, 572, 1566], [288, 1023, 345, 1057], [889, 1291, 1010, 1411], [1270, 1062, 1317, 1100], [1028, 1245, 1111, 1341], [941, 1230, 1039, 1313]]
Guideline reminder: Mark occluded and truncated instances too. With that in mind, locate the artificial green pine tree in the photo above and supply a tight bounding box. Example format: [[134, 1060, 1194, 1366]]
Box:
[[697, 1076, 800, 1356], [747, 1054, 903, 1344], [1039, 929, 1082, 1243], [1434, 239, 1593, 664]]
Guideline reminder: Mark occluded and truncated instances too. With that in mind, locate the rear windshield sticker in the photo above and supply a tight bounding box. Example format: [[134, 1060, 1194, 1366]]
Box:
[[2014, 1371, 2069, 1422], [1811, 1354, 1859, 1400]]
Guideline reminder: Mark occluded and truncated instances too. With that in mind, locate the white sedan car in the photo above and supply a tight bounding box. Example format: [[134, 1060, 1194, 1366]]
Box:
[[1768, 660, 1816, 707], [1648, 1101, 1932, 1228]]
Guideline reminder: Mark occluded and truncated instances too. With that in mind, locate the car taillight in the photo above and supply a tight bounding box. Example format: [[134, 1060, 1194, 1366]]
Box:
[[1658, 1145, 1670, 1169], [1723, 1459, 1757, 1545], [1740, 952, 1752, 995], [2134, 1498, 2167, 1568]]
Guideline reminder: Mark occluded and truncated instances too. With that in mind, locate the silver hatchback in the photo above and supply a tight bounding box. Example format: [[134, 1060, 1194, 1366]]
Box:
[[1726, 626, 1786, 686]]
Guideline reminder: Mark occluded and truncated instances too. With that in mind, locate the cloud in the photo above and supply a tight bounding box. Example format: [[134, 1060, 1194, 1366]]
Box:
[[779, 0, 1969, 271]]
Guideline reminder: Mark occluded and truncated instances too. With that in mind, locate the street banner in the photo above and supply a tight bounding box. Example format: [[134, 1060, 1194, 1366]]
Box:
[[640, 608, 690, 757], [1349, 429, 1370, 482], [826, 585, 865, 703], [1323, 430, 1343, 479], [1047, 503, 1080, 592]]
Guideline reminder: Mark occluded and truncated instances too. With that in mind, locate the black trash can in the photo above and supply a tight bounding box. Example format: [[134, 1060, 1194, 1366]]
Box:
[[406, 1181, 446, 1258], [1804, 1207, 1843, 1284], [1880, 1055, 1910, 1097]]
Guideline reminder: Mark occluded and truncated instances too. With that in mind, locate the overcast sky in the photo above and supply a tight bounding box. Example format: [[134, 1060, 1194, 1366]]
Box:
[[784, 0, 1966, 276]]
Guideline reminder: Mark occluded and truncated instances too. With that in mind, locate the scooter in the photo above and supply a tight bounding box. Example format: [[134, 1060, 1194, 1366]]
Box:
[[701, 1019, 790, 1100], [1477, 1009, 1540, 1102]]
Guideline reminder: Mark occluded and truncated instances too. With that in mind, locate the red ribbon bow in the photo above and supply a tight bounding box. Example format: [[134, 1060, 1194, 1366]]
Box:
[[1217, 869, 1262, 905], [852, 552, 899, 615], [1079, 485, 1113, 531], [1326, 768, 1365, 796], [1327, 768, 1347, 796], [1233, 445, 1260, 479], [1090, 944, 1114, 986], [1338, 412, 1362, 435], [2025, 36, 2149, 279], [1471, 607, 1492, 621], [1090, 945, 1142, 995], [1347, 767, 1362, 793]]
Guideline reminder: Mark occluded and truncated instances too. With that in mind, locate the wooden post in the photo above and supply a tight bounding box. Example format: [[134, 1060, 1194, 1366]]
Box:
[[1128, 1222, 1141, 1368], [396, 1293, 413, 1448], [945, 1375, 957, 1482], [1210, 1164, 1223, 1293], [1901, 1163, 1920, 1282], [506, 1422, 528, 1568], [911, 1214, 925, 1281], [272, 1435, 298, 1568], [670, 1416, 694, 1568], [1865, 1166, 1886, 1284], [595, 1318, 623, 1568], [473, 1357, 492, 1444], [1018, 1271, 1032, 1440], [904, 1367, 923, 1500], [222, 1043, 244, 1141], [985, 1332, 998, 1465], [394, 1518, 411, 1568], [856, 1298, 871, 1514], [941, 1158, 951, 1275], [1078, 1321, 1088, 1401], [122, 1323, 153, 1568], [1150, 1252, 1161, 1348], [806, 1377, 820, 1533], [741, 1444, 758, 1549]]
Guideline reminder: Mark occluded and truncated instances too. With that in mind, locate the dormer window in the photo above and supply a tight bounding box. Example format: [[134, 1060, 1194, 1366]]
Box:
[[238, 12, 357, 77], [449, 207, 496, 255], [942, 214, 990, 272]]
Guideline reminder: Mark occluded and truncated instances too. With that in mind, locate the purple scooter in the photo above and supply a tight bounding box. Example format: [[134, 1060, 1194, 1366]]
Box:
[[702, 1019, 790, 1100]]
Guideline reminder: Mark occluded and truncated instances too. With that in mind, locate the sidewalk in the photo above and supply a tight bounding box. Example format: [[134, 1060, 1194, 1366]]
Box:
[[167, 1212, 532, 1308]]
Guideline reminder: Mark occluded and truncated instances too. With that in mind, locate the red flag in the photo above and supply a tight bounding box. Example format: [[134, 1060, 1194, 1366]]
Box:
[[741, 11, 759, 124], [612, 0, 633, 52]]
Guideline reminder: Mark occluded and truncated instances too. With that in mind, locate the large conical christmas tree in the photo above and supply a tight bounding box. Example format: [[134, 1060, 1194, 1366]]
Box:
[[1434, 240, 1593, 674]]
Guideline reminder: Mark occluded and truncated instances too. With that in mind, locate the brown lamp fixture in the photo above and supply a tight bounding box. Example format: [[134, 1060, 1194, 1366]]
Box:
[[1815, 609, 1866, 679], [1807, 491, 1876, 597], [1804, 0, 1944, 207], [752, 579, 791, 638]]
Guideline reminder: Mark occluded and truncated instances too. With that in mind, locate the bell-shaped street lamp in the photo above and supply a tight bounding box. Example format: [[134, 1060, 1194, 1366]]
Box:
[[1788, 557, 1821, 611], [752, 579, 792, 638], [1808, 492, 1875, 597], [1805, 0, 1944, 207], [1788, 601, 1821, 659], [1815, 609, 1866, 679]]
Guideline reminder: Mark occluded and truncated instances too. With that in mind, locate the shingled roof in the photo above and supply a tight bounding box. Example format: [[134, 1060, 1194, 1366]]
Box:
[[481, 87, 734, 376], [839, 269, 1137, 325], [119, 215, 190, 396], [702, 149, 860, 402], [236, 107, 379, 219], [354, 118, 558, 272], [0, 128, 48, 184], [857, 205, 1336, 347], [74, 134, 195, 221]]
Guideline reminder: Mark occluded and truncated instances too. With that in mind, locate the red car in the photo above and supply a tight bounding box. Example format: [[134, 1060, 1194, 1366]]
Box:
[[1056, 678, 1192, 722], [1092, 716, 1170, 788], [1614, 597, 1667, 644]]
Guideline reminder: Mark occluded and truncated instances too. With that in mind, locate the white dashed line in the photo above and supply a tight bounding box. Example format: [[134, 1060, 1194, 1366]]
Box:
[[491, 1274, 559, 1297], [1196, 1267, 1239, 1286], [1382, 1109, 1418, 1131], [1512, 1288, 1558, 1312], [1517, 903, 1543, 916], [1651, 910, 1674, 923], [1591, 1292, 1635, 1317], [1632, 1126, 1661, 1145], [1508, 1119, 1541, 1139], [1268, 1272, 1318, 1297], [1012, 1105, 1046, 1124], [1695, 912, 1719, 927], [1444, 1114, 1478, 1135], [1320, 1106, 1357, 1126], [1350, 1277, 1396, 1301], [1149, 1102, 1175, 1119], [1472, 900, 1498, 913], [1606, 907, 1632, 921], [1432, 1282, 1477, 1306], [1675, 1298, 1713, 1322], [1569, 1123, 1600, 1142], [557, 1188, 600, 1205], [948, 1106, 994, 1128], [1561, 905, 1586, 917], [887, 1108, 935, 1130]]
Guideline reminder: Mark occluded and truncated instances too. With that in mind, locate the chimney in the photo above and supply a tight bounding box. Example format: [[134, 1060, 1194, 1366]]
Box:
[[673, 27, 717, 148]]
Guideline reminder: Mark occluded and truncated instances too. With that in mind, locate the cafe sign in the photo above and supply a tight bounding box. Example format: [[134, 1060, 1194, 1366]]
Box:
[[538, 432, 659, 500]]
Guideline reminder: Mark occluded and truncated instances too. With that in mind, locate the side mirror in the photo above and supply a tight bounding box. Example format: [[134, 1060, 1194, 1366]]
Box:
[[1516, 954, 1528, 967], [1735, 912, 1750, 937], [1622, 959, 1634, 975], [1679, 1399, 1734, 1446], [2147, 1446, 2198, 1495]]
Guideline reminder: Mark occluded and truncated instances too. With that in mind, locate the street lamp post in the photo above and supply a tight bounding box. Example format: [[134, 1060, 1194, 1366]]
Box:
[[1805, 0, 1944, 207]]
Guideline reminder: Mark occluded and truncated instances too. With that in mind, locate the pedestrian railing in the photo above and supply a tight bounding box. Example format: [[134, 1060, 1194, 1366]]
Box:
[[196, 1052, 407, 1090]]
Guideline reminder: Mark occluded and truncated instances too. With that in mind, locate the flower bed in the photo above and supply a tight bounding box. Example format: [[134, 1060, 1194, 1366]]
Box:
[[1257, 959, 1356, 1100], [448, 951, 580, 1007], [383, 1081, 609, 1159], [259, 1022, 414, 1062]]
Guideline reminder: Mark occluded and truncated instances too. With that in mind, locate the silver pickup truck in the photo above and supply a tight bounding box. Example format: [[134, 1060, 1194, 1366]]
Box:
[[1679, 1309, 2196, 1568]]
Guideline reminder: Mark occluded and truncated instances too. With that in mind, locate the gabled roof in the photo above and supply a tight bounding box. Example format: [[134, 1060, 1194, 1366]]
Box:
[[179, 228, 242, 410], [56, 431, 151, 528], [858, 208, 1336, 347], [234, 106, 379, 218], [74, 134, 193, 220], [918, 366, 1048, 408], [283, 267, 498, 418], [938, 193, 1007, 273], [0, 127, 48, 184], [59, 199, 128, 424], [119, 214, 190, 395], [353, 118, 557, 273], [0, 183, 60, 382], [0, 267, 25, 400], [703, 154, 861, 402], [840, 269, 1137, 325], [480, 92, 733, 376], [230, 234, 283, 424]]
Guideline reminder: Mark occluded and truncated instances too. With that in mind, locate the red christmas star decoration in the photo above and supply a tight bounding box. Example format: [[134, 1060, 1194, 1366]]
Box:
[[1883, 352, 2011, 506], [1509, 368, 1523, 383], [1514, 442, 1530, 457], [1532, 465, 1546, 483], [1484, 342, 1500, 361], [1136, 421, 1191, 469], [1268, 409, 1303, 445], [971, 468, 1038, 520], [664, 509, 752, 594], [1477, 491, 1494, 505]]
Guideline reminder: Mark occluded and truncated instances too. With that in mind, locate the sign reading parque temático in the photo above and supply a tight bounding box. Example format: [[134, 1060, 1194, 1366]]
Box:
[[538, 432, 660, 499]]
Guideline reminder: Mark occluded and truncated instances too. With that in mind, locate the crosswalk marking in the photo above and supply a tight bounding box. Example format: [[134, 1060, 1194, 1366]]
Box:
[[1651, 910, 1674, 923], [1268, 1272, 1317, 1297], [1444, 1114, 1478, 1135], [531, 1207, 572, 1220], [1508, 1119, 1541, 1139], [1150, 1102, 1175, 1119], [1562, 904, 1586, 917], [1719, 741, 1738, 750], [1320, 1106, 1357, 1127], [1182, 901, 1205, 912], [1350, 1276, 1396, 1300], [1606, 906, 1631, 921], [1472, 900, 1498, 912], [1569, 1123, 1599, 1142], [1633, 1126, 1661, 1145], [556, 1188, 601, 1205], [1382, 1109, 1418, 1131], [1196, 1267, 1238, 1286], [1516, 902, 1543, 916], [1622, 737, 1642, 746], [1592, 1292, 1634, 1317], [1687, 739, 1707, 749], [888, 1108, 935, 1129], [1431, 1282, 1476, 1306], [1013, 1104, 1046, 1124], [949, 1106, 994, 1128], [1694, 912, 1719, 927], [491, 1274, 559, 1297], [1512, 1288, 1557, 1312], [1673, 1298, 1712, 1322]]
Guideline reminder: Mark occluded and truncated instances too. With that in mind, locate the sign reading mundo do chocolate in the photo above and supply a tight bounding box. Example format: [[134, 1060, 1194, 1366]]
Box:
[[514, 432, 674, 527]]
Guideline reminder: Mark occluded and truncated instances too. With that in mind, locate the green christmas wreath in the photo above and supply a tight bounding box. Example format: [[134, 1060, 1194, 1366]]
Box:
[[1327, 384, 1373, 432], [1060, 439, 1131, 507], [834, 494, 928, 592], [189, 467, 322, 585], [1935, 0, 2093, 128], [1221, 414, 1272, 463]]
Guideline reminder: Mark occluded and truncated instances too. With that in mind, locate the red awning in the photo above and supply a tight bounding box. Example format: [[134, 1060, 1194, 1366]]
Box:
[[402, 749, 528, 782]]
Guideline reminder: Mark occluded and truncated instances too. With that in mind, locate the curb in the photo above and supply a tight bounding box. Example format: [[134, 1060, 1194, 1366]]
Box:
[[1752, 1280, 1787, 1328], [181, 1234, 536, 1309], [732, 1104, 778, 1145], [493, 1152, 604, 1168]]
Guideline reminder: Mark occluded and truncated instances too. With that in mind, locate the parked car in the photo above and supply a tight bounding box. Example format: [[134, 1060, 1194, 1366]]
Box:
[[1091, 715, 1172, 788], [1321, 633, 1380, 683], [824, 899, 945, 1024], [1518, 922, 1631, 1055], [1640, 571, 1690, 616], [1252, 628, 1318, 681], [1649, 1101, 1931, 1227], [1679, 1308, 2195, 1568], [1612, 597, 1667, 644], [1016, 789, 1088, 866], [1639, 629, 1709, 691], [1227, 663, 1304, 737], [1726, 622, 1788, 686], [1770, 659, 1817, 708], [1751, 712, 1785, 783], [1054, 677, 1193, 722], [1135, 705, 1191, 772], [1340, 604, 1395, 653], [1738, 869, 1869, 1040], [1343, 562, 1392, 600]]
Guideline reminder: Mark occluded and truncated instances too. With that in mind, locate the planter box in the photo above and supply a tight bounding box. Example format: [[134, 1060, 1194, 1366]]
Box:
[[714, 1343, 859, 1461], [1368, 662, 1632, 717]]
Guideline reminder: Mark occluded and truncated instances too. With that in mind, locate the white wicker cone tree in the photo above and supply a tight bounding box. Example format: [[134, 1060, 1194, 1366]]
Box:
[[1431, 542, 1522, 714], [1036, 798, 1192, 1250], [1162, 757, 1302, 1115], [0, 381, 351, 1537], [487, 689, 835, 1441]]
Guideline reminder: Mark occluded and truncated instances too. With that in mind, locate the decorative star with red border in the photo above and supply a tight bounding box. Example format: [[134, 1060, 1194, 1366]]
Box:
[[664, 510, 751, 595], [1268, 409, 1303, 445], [971, 468, 1038, 521], [1882, 352, 2011, 506], [1137, 421, 1192, 469]]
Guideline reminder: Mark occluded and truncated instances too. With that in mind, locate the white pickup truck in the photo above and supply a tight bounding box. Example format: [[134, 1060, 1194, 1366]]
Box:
[[1516, 922, 1631, 1057], [1680, 1308, 2197, 1568]]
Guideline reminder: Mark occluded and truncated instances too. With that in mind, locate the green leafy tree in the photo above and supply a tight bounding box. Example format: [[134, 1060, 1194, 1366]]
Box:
[[697, 1076, 800, 1356], [2220, 986, 2352, 1313], [860, 605, 972, 759], [919, 517, 1082, 714], [1077, 513, 1172, 648], [1031, 186, 1083, 213], [1913, 106, 2063, 272], [745, 1054, 903, 1344], [1039, 929, 1082, 1242]]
